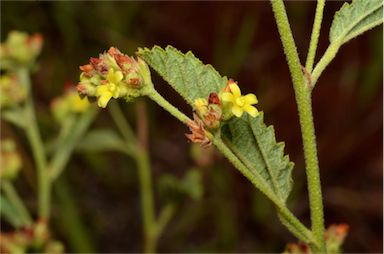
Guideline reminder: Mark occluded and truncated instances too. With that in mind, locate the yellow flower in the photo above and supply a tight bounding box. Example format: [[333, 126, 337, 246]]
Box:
[[69, 93, 90, 113], [194, 98, 208, 116], [95, 69, 123, 108], [221, 81, 258, 118]]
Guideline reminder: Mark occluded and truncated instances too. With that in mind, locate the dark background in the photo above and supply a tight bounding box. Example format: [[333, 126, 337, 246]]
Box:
[[1, 1, 382, 253]]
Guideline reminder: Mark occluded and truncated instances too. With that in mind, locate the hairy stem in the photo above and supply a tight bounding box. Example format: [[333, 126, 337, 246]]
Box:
[[270, 0, 326, 251], [1, 181, 32, 226], [19, 68, 50, 219], [147, 89, 190, 123], [311, 41, 342, 87], [305, 0, 325, 73]]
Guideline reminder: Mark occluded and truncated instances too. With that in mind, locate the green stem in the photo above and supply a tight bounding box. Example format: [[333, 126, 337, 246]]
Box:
[[213, 137, 317, 246], [19, 68, 50, 219], [147, 89, 190, 123], [154, 204, 175, 239], [305, 0, 325, 73], [49, 109, 97, 181], [1, 181, 33, 226], [270, 0, 325, 252], [108, 101, 137, 144], [136, 149, 157, 253], [54, 177, 95, 252], [311, 41, 342, 87], [108, 102, 158, 253]]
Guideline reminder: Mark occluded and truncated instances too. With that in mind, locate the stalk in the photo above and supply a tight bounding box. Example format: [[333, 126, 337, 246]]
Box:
[[108, 101, 158, 253], [18, 68, 50, 219], [305, 0, 325, 73], [270, 0, 326, 252]]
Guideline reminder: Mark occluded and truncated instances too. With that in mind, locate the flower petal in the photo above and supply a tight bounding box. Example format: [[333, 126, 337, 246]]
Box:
[[221, 92, 234, 102], [229, 82, 241, 97], [97, 92, 113, 108], [95, 85, 109, 96], [244, 93, 258, 105], [114, 70, 124, 83], [232, 105, 243, 117], [106, 68, 114, 82], [243, 104, 259, 117]]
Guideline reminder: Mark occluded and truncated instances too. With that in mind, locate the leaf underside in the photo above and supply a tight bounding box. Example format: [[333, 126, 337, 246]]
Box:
[[330, 0, 383, 44], [138, 46, 294, 203]]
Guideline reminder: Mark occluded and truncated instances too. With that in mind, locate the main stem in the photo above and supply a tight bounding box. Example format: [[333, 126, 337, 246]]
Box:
[[270, 0, 325, 252], [19, 68, 50, 219]]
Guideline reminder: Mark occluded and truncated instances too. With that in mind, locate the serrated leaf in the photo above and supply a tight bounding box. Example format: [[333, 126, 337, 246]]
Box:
[[137, 45, 228, 106], [138, 46, 294, 203], [330, 0, 383, 44], [222, 113, 293, 202], [75, 128, 130, 154]]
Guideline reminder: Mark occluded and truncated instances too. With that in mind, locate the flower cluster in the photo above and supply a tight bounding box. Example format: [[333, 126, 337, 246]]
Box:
[[0, 74, 26, 109], [0, 31, 43, 69], [0, 138, 22, 181], [51, 85, 91, 123], [185, 79, 259, 147], [77, 47, 152, 108], [0, 220, 64, 254]]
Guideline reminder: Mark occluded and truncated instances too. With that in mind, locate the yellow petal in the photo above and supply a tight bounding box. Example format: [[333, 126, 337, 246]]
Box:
[[244, 93, 258, 105], [232, 105, 243, 117], [243, 104, 258, 117], [97, 92, 113, 108], [106, 68, 114, 82], [109, 84, 120, 98], [229, 83, 241, 97], [221, 92, 234, 102], [113, 70, 124, 83], [96, 85, 109, 96]]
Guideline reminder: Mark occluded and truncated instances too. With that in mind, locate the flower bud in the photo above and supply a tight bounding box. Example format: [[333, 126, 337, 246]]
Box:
[[185, 113, 212, 148], [51, 86, 91, 123], [0, 31, 43, 69], [77, 47, 152, 108], [0, 139, 22, 181], [0, 74, 26, 109], [193, 93, 222, 129]]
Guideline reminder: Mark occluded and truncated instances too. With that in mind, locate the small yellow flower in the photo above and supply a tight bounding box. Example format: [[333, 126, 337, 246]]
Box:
[[95, 69, 123, 108], [69, 93, 90, 113], [194, 98, 208, 116], [221, 81, 258, 118]]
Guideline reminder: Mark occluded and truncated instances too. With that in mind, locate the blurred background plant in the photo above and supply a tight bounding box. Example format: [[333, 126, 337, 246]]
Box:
[[0, 1, 382, 253]]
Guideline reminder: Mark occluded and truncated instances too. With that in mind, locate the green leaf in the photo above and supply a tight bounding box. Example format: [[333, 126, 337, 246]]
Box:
[[137, 45, 228, 106], [138, 46, 293, 203], [330, 0, 383, 44], [222, 113, 293, 202], [75, 128, 130, 154], [0, 194, 24, 228], [158, 169, 203, 203], [1, 108, 26, 128]]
